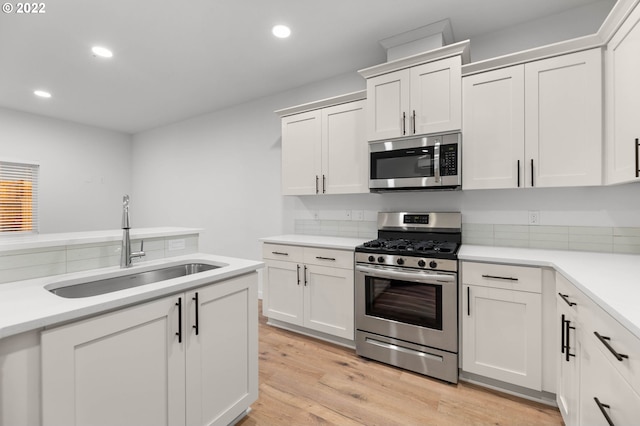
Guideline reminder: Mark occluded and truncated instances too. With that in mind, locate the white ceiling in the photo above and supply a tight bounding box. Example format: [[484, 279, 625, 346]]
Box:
[[0, 0, 606, 134]]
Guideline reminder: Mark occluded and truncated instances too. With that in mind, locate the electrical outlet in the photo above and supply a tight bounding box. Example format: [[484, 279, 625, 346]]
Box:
[[313, 211, 319, 220], [352, 210, 364, 221], [528, 211, 540, 225]]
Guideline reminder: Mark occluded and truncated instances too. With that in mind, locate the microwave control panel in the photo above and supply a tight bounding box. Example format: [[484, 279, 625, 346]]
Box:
[[440, 145, 458, 176]]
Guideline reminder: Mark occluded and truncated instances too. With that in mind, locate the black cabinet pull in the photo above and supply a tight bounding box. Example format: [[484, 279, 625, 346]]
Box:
[[517, 160, 521, 187], [175, 297, 182, 343], [636, 138, 640, 177], [530, 159, 534, 187], [271, 251, 289, 256], [412, 110, 416, 134], [558, 293, 576, 307], [561, 314, 566, 355], [402, 112, 406, 135], [304, 265, 308, 286], [481, 274, 518, 281], [192, 292, 199, 335], [565, 318, 575, 362], [594, 397, 615, 426], [315, 175, 319, 194], [322, 174, 326, 193], [315, 256, 336, 261], [296, 264, 300, 285], [466, 286, 470, 316], [594, 331, 628, 361]]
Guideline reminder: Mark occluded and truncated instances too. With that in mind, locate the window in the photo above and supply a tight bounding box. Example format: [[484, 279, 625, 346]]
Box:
[[0, 160, 39, 234]]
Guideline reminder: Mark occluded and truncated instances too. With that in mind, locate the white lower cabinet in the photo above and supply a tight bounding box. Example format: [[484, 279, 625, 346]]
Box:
[[556, 271, 640, 425], [41, 274, 258, 426], [462, 262, 542, 390], [263, 243, 354, 340]]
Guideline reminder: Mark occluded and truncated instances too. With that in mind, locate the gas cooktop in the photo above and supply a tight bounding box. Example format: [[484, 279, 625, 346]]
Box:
[[357, 238, 459, 258]]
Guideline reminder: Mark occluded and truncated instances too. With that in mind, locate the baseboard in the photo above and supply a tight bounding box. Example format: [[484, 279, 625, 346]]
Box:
[[458, 371, 558, 407]]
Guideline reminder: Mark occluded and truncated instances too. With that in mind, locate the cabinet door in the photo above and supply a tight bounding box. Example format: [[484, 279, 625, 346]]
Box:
[[462, 65, 525, 189], [366, 69, 410, 141], [42, 296, 185, 426], [186, 274, 258, 426], [321, 100, 368, 194], [606, 4, 640, 184], [281, 110, 322, 195], [524, 49, 602, 188], [462, 284, 542, 390], [304, 264, 354, 339], [263, 259, 304, 326], [410, 55, 462, 135], [557, 295, 581, 426], [579, 332, 640, 425]]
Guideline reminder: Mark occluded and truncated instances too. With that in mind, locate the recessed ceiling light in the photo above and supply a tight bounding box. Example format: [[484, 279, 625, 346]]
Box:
[[272, 25, 291, 39], [34, 90, 52, 98], [91, 46, 113, 58]]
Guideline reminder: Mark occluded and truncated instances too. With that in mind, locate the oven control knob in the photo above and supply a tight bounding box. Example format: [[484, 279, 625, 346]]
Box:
[[418, 260, 426, 267], [429, 261, 438, 269], [368, 255, 375, 262], [396, 258, 404, 265], [377, 256, 385, 263]]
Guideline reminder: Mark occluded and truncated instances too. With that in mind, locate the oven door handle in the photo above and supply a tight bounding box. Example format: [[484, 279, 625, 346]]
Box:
[[356, 265, 456, 284]]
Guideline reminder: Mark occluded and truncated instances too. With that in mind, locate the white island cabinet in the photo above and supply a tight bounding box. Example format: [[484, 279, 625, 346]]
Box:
[[41, 273, 258, 426]]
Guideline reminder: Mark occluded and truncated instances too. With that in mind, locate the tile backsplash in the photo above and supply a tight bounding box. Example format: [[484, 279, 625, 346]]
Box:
[[463, 224, 640, 254], [0, 234, 199, 284], [293, 219, 640, 254]]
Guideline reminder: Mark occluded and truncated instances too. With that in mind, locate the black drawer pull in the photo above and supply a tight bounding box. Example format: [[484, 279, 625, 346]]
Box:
[[271, 251, 289, 256], [481, 274, 518, 281], [594, 397, 614, 426], [594, 331, 629, 361], [315, 256, 336, 261], [558, 293, 577, 307], [175, 297, 182, 343]]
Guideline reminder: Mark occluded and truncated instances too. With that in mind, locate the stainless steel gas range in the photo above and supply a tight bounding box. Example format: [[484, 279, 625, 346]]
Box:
[[354, 212, 461, 383]]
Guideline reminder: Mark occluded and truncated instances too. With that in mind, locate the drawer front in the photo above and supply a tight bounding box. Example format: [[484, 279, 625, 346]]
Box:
[[588, 303, 640, 396], [462, 261, 541, 293], [304, 247, 354, 269], [262, 243, 304, 263], [581, 331, 640, 425]]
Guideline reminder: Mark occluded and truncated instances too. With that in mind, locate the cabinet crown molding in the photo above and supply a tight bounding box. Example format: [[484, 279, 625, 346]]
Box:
[[358, 39, 470, 79], [275, 90, 366, 117]]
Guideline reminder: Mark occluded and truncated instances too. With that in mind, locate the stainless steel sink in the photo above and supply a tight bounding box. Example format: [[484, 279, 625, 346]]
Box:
[[49, 263, 220, 298]]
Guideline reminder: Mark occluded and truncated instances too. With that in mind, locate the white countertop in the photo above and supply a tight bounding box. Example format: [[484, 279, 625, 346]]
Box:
[[0, 227, 202, 252], [260, 234, 369, 250], [0, 253, 262, 339], [459, 245, 640, 340]]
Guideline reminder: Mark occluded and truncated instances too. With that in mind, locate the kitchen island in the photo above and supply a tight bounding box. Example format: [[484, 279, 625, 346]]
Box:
[[0, 232, 263, 426]]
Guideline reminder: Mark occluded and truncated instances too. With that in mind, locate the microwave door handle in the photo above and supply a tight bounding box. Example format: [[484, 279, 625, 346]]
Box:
[[434, 141, 441, 183]]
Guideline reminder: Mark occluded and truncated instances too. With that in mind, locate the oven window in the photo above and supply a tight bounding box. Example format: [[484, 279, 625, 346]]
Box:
[[371, 149, 434, 179], [365, 276, 443, 330]]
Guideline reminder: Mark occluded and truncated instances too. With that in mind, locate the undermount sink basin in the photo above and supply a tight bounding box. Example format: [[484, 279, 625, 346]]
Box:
[[48, 263, 220, 299]]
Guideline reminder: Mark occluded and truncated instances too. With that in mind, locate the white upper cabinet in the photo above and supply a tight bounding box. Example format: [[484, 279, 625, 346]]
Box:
[[463, 65, 525, 189], [366, 55, 462, 141], [606, 3, 640, 184], [281, 110, 322, 195], [524, 48, 603, 188], [463, 48, 602, 190], [279, 93, 368, 195]]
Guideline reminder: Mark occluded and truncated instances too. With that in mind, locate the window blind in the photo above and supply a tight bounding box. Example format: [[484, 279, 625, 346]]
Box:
[[0, 160, 39, 234]]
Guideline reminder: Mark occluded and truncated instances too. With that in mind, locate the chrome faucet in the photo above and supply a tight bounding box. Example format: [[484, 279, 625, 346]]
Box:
[[120, 195, 145, 268]]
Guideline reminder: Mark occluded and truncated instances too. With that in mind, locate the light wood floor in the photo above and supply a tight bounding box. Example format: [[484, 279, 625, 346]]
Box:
[[237, 303, 563, 425]]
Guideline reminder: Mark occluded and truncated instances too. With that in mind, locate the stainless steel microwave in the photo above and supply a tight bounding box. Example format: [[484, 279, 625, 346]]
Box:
[[369, 133, 461, 191]]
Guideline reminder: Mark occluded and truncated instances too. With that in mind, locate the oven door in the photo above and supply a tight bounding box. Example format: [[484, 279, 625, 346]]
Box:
[[369, 134, 460, 190], [355, 264, 457, 353]]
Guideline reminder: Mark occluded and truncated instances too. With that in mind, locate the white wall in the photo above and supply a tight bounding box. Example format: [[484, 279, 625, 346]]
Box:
[[469, 0, 616, 62], [131, 72, 365, 261], [0, 108, 132, 233]]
